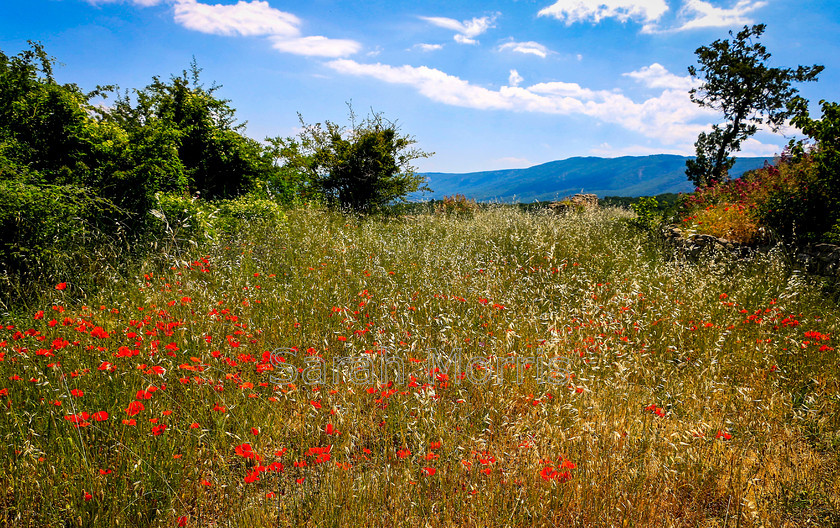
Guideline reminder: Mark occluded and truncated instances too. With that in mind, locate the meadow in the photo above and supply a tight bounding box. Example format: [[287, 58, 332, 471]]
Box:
[[1, 205, 838, 527]]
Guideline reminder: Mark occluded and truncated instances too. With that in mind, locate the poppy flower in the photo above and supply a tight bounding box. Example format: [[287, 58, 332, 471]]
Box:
[[422, 467, 437, 476], [125, 401, 145, 416], [715, 430, 732, 440], [55, 282, 67, 291]]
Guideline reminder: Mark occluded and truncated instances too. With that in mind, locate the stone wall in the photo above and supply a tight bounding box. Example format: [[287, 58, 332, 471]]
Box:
[[662, 226, 840, 278]]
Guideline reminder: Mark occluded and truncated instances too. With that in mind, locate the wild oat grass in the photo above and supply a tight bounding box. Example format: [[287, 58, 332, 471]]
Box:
[[1, 206, 838, 527]]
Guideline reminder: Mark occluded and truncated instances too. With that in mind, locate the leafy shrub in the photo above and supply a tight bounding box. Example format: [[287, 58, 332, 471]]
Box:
[[0, 180, 127, 307], [148, 192, 211, 252], [212, 194, 287, 236], [434, 194, 479, 216], [676, 152, 819, 244], [629, 196, 661, 231], [680, 202, 762, 243]]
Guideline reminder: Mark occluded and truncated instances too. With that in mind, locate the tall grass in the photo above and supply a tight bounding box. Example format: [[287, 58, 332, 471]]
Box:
[[1, 206, 838, 527]]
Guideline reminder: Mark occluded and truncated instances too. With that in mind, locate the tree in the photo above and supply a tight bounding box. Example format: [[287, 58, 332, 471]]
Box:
[[686, 24, 822, 187], [272, 108, 433, 212], [107, 60, 273, 200]]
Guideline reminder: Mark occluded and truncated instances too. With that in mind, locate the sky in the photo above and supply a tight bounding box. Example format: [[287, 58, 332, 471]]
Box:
[[2, 0, 839, 173]]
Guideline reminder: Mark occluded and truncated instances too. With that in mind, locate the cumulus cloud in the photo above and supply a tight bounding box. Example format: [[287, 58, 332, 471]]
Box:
[[498, 40, 550, 58], [508, 70, 524, 87], [419, 14, 498, 45], [326, 59, 718, 146], [538, 0, 668, 27], [173, 0, 300, 37], [737, 137, 783, 157], [169, 0, 360, 57], [623, 63, 698, 91], [673, 0, 767, 31]]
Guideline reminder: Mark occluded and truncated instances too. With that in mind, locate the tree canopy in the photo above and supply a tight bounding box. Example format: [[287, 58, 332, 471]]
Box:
[[272, 108, 432, 212], [686, 24, 822, 187]]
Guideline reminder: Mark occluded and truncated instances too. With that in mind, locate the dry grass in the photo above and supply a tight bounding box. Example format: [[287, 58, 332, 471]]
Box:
[[1, 205, 838, 527]]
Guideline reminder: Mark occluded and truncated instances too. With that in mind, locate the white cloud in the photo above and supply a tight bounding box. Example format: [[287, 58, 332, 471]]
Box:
[[419, 14, 498, 44], [590, 142, 693, 157], [737, 137, 783, 157], [169, 0, 360, 57], [173, 0, 300, 37], [326, 59, 718, 146], [538, 0, 668, 26], [623, 63, 698, 91], [270, 36, 362, 57], [498, 40, 550, 58], [674, 0, 767, 31], [509, 70, 524, 87], [414, 43, 444, 52]]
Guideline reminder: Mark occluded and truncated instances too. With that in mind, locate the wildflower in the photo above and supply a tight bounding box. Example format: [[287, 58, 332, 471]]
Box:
[[125, 401, 145, 416], [55, 282, 67, 291], [423, 467, 437, 476]]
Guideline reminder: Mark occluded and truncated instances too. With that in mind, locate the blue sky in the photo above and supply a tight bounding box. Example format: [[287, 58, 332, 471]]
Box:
[[2, 0, 838, 172]]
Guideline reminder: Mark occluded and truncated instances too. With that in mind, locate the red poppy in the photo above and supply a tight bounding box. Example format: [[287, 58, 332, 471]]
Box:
[[92, 411, 108, 422], [422, 467, 437, 476], [125, 401, 145, 416], [55, 282, 67, 291]]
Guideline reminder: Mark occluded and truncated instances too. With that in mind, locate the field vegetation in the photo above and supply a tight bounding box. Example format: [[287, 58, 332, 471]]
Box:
[[1, 205, 839, 527]]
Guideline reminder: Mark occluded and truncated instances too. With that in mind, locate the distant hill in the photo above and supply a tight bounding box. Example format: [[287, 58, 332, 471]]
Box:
[[418, 154, 773, 202]]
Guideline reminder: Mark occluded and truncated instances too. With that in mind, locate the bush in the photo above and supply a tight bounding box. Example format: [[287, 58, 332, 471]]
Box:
[[434, 194, 479, 217], [629, 196, 661, 231], [148, 192, 211, 253], [680, 202, 762, 243], [0, 180, 127, 307], [212, 194, 287, 236]]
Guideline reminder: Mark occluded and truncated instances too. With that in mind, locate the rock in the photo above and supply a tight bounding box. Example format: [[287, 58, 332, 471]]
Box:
[[548, 194, 599, 213]]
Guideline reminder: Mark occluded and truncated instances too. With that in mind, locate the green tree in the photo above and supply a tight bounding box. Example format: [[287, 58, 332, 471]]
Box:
[[0, 42, 114, 185], [272, 108, 432, 212], [773, 97, 840, 242], [108, 60, 273, 200], [686, 24, 822, 187]]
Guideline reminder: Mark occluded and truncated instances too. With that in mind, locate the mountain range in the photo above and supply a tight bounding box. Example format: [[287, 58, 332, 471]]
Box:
[[419, 154, 774, 202]]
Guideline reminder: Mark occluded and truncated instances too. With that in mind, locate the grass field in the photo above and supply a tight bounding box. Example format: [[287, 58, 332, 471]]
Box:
[[1, 206, 838, 527]]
